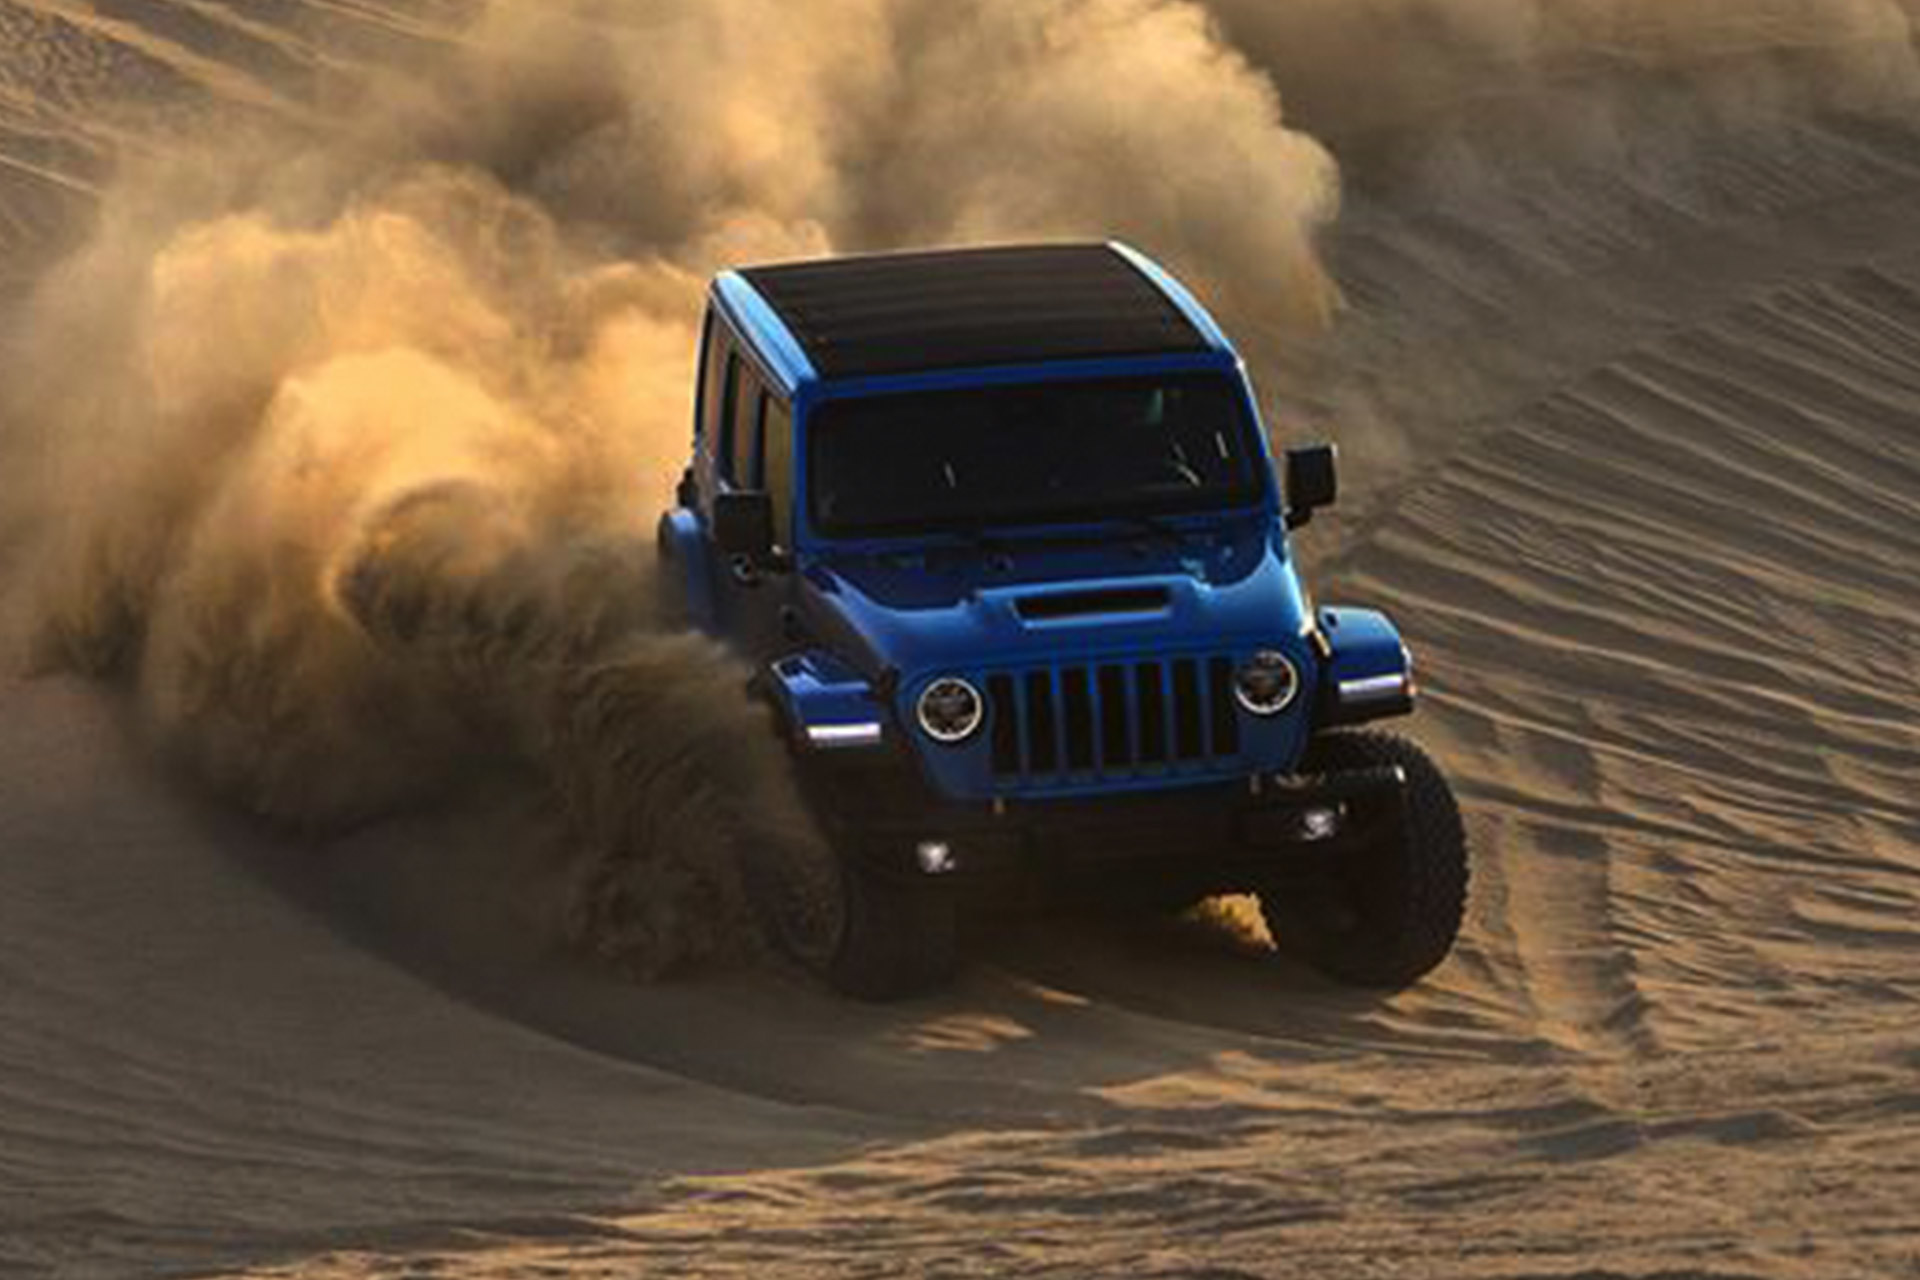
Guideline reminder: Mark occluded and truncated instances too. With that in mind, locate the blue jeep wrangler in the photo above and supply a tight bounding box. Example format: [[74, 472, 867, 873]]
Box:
[[660, 243, 1468, 999]]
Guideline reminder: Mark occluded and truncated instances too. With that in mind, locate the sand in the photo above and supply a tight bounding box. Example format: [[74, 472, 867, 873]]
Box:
[[2, 2, 1918, 1277]]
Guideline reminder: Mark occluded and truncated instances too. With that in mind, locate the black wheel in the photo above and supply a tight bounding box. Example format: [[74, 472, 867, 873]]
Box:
[[743, 821, 959, 1001], [1257, 730, 1468, 988]]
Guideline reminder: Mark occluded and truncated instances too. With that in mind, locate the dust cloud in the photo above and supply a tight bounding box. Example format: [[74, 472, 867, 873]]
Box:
[[7, 0, 1910, 973], [0, 0, 1337, 973], [1209, 0, 1920, 224]]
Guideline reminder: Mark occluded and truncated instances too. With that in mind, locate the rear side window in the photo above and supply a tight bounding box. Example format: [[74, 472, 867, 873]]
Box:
[[763, 396, 794, 547], [698, 313, 729, 444], [726, 358, 760, 486]]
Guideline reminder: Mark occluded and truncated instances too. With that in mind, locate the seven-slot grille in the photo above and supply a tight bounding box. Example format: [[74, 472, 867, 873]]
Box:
[[984, 656, 1244, 786]]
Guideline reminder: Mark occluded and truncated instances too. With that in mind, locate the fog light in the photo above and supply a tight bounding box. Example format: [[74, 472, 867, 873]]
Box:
[[1299, 806, 1342, 842], [915, 840, 958, 875]]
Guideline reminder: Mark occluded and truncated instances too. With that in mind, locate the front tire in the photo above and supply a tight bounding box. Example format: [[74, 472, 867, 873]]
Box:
[[1258, 730, 1469, 988], [743, 820, 959, 1001]]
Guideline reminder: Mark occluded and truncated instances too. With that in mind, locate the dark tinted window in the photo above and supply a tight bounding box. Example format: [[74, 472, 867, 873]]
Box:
[[727, 358, 760, 486], [808, 373, 1262, 536], [763, 396, 794, 548], [698, 313, 728, 444]]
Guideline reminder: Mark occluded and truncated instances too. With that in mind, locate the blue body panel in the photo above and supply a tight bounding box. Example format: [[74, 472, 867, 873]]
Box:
[[796, 516, 1319, 800], [1318, 607, 1410, 682], [1316, 606, 1417, 728], [668, 245, 1415, 805], [714, 273, 816, 395]]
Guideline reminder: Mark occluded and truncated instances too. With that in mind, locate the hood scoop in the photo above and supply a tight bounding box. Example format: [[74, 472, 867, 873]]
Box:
[[1014, 585, 1172, 624]]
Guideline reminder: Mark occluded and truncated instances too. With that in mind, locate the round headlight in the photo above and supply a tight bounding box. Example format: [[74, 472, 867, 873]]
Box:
[[1234, 650, 1299, 716], [917, 677, 984, 743]]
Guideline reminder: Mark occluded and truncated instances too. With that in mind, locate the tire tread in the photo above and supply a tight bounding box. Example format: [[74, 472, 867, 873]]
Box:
[[1260, 729, 1469, 988]]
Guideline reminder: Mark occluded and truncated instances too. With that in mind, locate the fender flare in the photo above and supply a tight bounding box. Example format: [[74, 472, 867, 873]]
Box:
[[656, 507, 719, 633], [1314, 606, 1417, 727], [762, 650, 891, 754]]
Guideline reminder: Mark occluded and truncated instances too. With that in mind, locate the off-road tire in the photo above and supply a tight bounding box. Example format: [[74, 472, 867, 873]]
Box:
[[743, 820, 960, 1002], [828, 858, 960, 1000], [1258, 730, 1468, 988]]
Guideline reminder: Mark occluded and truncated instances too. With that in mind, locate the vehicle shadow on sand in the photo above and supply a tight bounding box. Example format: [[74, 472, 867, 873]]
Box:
[[228, 781, 1483, 1137]]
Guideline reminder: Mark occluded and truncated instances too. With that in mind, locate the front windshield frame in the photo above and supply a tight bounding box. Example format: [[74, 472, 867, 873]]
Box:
[[802, 369, 1272, 542]]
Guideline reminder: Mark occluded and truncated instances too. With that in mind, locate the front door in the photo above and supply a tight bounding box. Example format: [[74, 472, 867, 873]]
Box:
[[710, 348, 794, 660]]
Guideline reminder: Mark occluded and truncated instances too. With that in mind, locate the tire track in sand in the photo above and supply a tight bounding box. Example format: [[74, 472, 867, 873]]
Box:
[[1321, 261, 1920, 1060]]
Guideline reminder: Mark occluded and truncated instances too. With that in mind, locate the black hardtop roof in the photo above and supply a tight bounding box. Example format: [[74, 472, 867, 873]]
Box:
[[737, 243, 1211, 381]]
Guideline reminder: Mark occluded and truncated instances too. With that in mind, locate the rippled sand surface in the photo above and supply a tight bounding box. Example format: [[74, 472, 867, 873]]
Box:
[[3, 3, 1918, 1276]]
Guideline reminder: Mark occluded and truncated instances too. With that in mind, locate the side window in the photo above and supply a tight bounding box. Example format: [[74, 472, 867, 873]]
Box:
[[714, 351, 741, 486], [727, 358, 760, 486], [698, 313, 729, 445], [763, 396, 794, 548]]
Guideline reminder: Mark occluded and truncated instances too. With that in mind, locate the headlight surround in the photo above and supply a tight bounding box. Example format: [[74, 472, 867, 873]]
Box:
[[916, 676, 984, 743], [1233, 650, 1300, 716]]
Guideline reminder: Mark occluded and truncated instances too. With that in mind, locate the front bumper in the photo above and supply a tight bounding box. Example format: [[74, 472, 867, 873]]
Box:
[[838, 763, 1409, 894]]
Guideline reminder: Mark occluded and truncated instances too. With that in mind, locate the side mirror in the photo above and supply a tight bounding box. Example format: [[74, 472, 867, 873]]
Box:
[[712, 490, 775, 560], [1284, 443, 1338, 530]]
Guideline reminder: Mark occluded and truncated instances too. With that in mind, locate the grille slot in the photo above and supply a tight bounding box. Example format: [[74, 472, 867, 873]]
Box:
[[1172, 659, 1204, 759], [1098, 665, 1131, 766], [1208, 656, 1241, 756], [986, 654, 1247, 786], [1061, 669, 1096, 770], [1133, 664, 1166, 765], [987, 674, 1020, 773], [1024, 671, 1058, 773]]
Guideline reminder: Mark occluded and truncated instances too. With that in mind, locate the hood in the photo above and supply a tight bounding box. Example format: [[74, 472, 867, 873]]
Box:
[[797, 516, 1312, 681]]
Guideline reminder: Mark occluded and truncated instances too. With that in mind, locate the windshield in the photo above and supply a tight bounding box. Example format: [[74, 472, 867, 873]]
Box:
[[807, 373, 1265, 537]]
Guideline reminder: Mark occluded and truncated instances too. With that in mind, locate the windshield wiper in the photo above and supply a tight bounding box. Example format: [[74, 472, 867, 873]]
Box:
[[885, 527, 1016, 568], [948, 527, 1012, 559], [1108, 512, 1195, 545]]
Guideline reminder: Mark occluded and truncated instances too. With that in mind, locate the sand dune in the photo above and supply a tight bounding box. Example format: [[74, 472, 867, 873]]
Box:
[[2, 2, 1918, 1277]]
